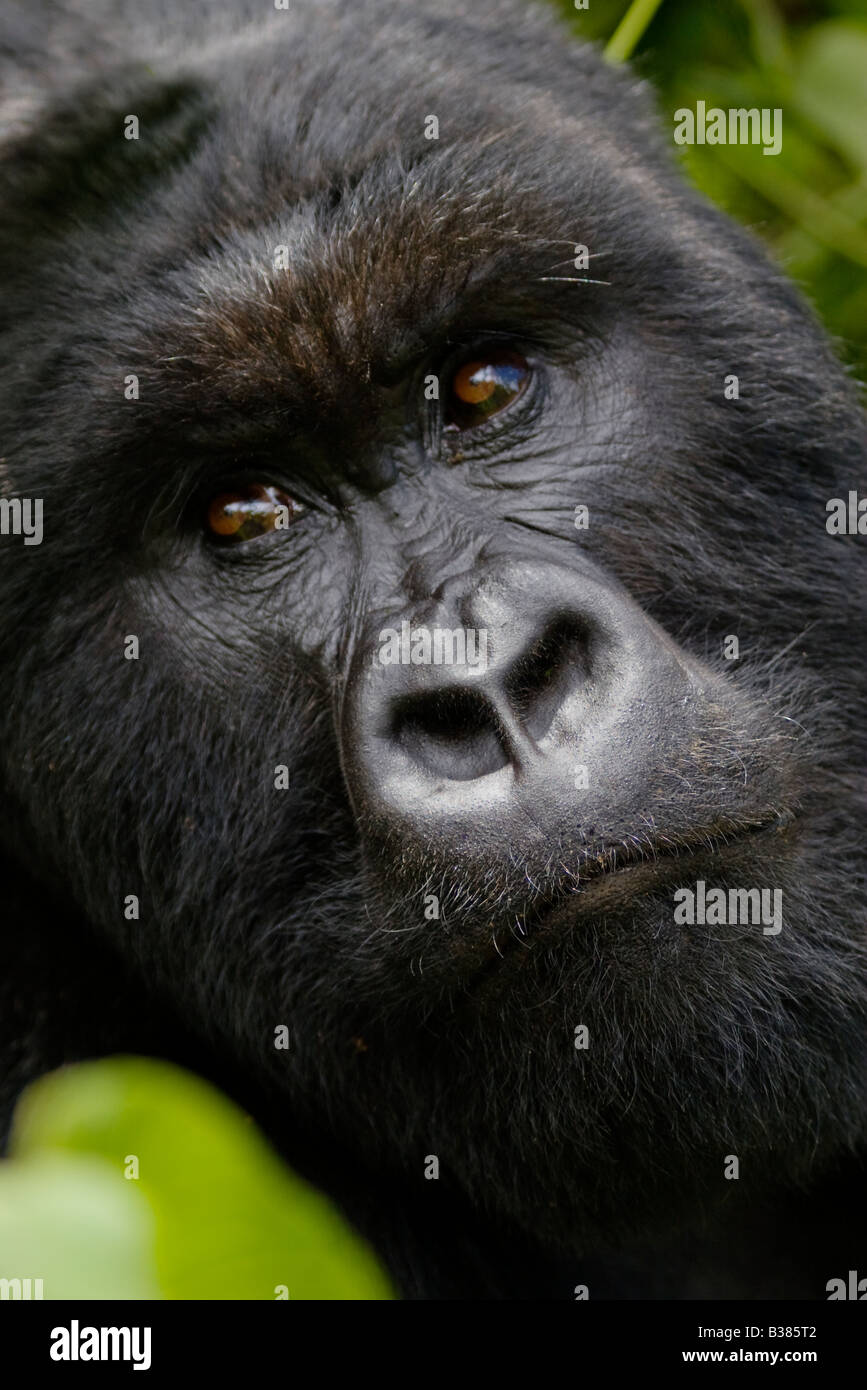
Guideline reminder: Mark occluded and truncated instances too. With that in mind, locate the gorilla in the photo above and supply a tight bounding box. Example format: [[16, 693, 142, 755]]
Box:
[[0, 0, 865, 1300]]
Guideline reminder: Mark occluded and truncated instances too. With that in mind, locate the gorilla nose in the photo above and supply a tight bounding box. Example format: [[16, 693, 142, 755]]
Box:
[[383, 609, 589, 782], [341, 559, 698, 855]]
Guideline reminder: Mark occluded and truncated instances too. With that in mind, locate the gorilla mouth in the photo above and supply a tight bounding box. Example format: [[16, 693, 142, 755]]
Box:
[[473, 809, 797, 972], [573, 809, 794, 893]]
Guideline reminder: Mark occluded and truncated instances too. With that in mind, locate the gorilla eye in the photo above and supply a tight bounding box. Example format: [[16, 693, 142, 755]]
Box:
[[205, 483, 304, 542], [444, 348, 530, 430]]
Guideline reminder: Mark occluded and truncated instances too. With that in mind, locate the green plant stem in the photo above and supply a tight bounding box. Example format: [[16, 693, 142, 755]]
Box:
[[605, 0, 666, 64]]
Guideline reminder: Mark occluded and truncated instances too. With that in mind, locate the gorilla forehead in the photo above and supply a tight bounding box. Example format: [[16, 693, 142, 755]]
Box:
[[2, 0, 746, 461]]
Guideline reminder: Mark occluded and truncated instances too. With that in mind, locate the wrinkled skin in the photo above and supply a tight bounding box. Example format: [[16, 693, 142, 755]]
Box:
[[0, 0, 866, 1298]]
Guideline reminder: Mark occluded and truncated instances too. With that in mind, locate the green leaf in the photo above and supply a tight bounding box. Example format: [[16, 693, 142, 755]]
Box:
[[0, 1152, 161, 1299], [4, 1058, 393, 1300], [796, 21, 867, 170]]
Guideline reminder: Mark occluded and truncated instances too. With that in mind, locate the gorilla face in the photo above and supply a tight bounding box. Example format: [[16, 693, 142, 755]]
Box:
[[1, 0, 866, 1288]]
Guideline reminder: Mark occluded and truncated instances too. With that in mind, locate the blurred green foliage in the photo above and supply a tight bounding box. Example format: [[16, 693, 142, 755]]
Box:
[[0, 1058, 392, 1300], [555, 0, 867, 379]]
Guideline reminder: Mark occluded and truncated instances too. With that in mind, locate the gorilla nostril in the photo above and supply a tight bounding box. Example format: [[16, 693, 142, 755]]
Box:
[[505, 614, 590, 740], [391, 687, 508, 781]]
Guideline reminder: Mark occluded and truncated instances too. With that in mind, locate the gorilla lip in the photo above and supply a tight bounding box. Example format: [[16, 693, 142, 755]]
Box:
[[483, 811, 797, 963]]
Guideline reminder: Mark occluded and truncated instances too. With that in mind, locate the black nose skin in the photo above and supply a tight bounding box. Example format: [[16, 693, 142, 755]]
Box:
[[341, 560, 713, 865]]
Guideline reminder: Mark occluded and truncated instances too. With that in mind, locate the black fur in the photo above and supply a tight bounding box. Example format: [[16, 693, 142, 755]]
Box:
[[1, 0, 865, 1299]]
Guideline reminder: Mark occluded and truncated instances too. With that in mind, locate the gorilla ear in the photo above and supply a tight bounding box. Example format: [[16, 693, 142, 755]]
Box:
[[0, 70, 210, 236]]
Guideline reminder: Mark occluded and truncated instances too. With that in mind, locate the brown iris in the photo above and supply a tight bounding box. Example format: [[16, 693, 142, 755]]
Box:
[[445, 349, 530, 430], [206, 483, 303, 542]]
